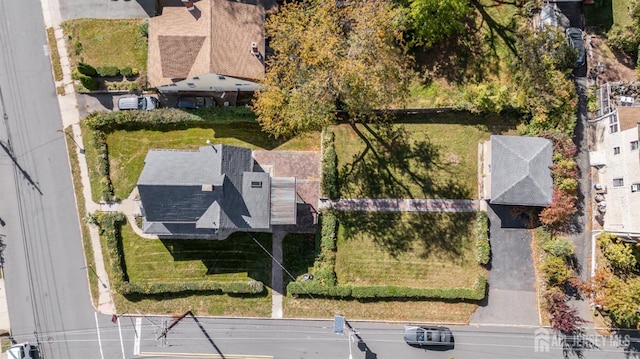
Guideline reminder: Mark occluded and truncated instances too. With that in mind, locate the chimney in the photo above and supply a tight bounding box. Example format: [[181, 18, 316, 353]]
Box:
[[250, 42, 259, 56]]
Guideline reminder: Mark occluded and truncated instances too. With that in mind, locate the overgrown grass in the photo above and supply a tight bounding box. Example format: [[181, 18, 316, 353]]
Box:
[[407, 0, 520, 107], [80, 122, 103, 203], [61, 19, 148, 71], [333, 112, 515, 199], [335, 212, 484, 288], [104, 123, 317, 200], [283, 297, 478, 322], [63, 126, 99, 306], [46, 27, 63, 82]]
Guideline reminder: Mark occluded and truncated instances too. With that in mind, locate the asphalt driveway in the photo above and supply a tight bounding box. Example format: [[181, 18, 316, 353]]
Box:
[[470, 205, 540, 326]]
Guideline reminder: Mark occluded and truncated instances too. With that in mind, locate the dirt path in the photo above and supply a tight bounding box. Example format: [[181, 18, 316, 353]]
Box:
[[587, 34, 637, 83]]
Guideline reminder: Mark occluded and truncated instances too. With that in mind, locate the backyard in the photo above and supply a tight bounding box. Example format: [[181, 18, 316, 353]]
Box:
[[333, 112, 517, 199], [335, 212, 482, 288]]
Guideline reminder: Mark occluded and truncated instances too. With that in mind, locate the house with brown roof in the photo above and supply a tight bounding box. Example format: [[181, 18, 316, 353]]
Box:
[[148, 0, 272, 89]]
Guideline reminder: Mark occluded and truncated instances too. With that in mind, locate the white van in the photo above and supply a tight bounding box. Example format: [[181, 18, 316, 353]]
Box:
[[118, 96, 159, 111], [7, 343, 35, 359]]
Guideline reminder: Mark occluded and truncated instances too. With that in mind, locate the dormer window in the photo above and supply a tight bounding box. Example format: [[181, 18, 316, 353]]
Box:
[[251, 181, 262, 188]]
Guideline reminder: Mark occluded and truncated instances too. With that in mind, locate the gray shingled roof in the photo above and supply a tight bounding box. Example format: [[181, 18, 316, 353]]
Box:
[[490, 135, 553, 206], [137, 145, 271, 237]]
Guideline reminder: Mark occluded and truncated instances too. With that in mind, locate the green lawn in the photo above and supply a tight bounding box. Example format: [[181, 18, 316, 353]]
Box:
[[100, 122, 318, 200], [107, 222, 285, 317], [335, 212, 484, 288], [585, 0, 632, 31], [121, 224, 273, 285], [333, 112, 511, 199], [61, 19, 148, 71]]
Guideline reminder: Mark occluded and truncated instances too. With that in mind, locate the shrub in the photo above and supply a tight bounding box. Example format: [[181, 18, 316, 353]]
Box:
[[80, 76, 99, 91], [598, 233, 638, 271], [545, 290, 587, 334], [77, 62, 97, 76], [120, 67, 134, 77], [607, 24, 640, 58], [542, 255, 574, 287], [74, 39, 83, 55], [97, 66, 120, 77], [311, 212, 338, 286], [542, 237, 575, 258], [321, 129, 339, 199], [475, 211, 490, 265], [138, 20, 149, 38]]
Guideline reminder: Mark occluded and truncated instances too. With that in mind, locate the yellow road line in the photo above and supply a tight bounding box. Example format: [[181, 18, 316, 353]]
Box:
[[139, 351, 273, 359]]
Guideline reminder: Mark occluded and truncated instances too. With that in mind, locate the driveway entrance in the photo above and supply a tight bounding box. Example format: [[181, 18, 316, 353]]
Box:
[[470, 204, 540, 326]]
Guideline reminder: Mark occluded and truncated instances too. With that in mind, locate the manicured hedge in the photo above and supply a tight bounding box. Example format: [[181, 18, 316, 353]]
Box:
[[97, 212, 264, 296], [321, 128, 339, 200], [97, 65, 120, 77], [475, 211, 490, 265], [287, 275, 487, 301], [312, 212, 338, 286]]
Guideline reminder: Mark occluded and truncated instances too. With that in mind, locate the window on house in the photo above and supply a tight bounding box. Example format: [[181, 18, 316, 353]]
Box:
[[610, 123, 619, 133], [632, 140, 639, 151], [614, 146, 621, 155], [613, 178, 624, 187], [251, 181, 262, 188], [609, 114, 619, 133], [632, 183, 640, 192]]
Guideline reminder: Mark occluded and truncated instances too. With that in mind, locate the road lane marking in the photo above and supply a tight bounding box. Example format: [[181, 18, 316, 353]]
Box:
[[94, 312, 105, 359], [134, 317, 142, 356], [139, 352, 273, 359], [117, 316, 125, 359]]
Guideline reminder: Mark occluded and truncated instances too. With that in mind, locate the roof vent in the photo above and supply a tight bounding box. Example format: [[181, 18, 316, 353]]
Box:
[[218, 75, 226, 80], [250, 42, 259, 56], [193, 76, 200, 80], [202, 184, 213, 191], [251, 181, 262, 188], [187, 83, 195, 88]]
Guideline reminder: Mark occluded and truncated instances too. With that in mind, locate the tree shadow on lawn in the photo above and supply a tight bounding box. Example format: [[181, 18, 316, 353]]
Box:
[[411, 0, 518, 85], [336, 211, 474, 261], [338, 122, 471, 200], [158, 233, 273, 287]]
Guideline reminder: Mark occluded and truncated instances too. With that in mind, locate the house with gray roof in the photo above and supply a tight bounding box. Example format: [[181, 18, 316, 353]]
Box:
[[137, 144, 296, 239], [480, 135, 553, 207]]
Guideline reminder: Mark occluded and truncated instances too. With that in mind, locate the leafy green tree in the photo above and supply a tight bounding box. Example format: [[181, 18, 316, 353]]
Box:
[[253, 0, 412, 138], [512, 25, 576, 136], [598, 233, 638, 272], [403, 0, 471, 48]]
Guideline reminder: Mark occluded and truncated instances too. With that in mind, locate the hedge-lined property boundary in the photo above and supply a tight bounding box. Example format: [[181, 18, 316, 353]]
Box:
[[321, 128, 339, 199], [475, 211, 490, 265], [287, 211, 488, 301], [84, 107, 256, 202], [95, 212, 264, 296]]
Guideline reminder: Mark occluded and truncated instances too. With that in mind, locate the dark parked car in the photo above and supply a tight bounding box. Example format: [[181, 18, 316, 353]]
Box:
[[403, 326, 454, 347], [565, 27, 585, 68]]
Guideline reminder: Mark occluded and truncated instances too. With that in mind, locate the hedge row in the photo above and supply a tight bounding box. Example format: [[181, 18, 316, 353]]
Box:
[[312, 212, 338, 286], [84, 106, 255, 134], [77, 62, 140, 78], [321, 128, 339, 200], [475, 211, 490, 265], [97, 212, 264, 296], [287, 275, 487, 301]]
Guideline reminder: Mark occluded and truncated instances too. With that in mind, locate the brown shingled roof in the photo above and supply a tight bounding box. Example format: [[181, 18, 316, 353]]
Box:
[[149, 0, 266, 87]]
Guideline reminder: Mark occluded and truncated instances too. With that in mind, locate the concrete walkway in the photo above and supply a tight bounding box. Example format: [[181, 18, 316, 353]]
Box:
[[318, 198, 479, 212]]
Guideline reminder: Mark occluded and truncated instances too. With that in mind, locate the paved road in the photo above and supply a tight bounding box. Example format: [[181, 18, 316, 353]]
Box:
[[99, 316, 636, 359], [0, 0, 124, 358]]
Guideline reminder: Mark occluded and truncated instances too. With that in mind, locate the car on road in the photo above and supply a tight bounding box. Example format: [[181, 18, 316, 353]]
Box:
[[403, 325, 454, 347], [118, 95, 159, 111], [565, 27, 585, 68]]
